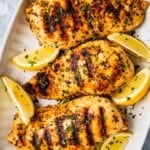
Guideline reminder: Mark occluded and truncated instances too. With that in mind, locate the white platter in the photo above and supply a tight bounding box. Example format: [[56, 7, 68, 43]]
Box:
[[0, 0, 150, 150]]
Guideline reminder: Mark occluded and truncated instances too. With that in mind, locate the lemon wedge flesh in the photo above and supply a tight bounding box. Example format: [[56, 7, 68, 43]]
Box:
[[101, 132, 132, 150], [107, 33, 150, 62], [112, 68, 150, 106], [1, 76, 34, 124], [12, 46, 59, 71]]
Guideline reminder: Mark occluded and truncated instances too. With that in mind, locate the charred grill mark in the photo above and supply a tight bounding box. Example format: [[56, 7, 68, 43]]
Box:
[[37, 72, 49, 95], [71, 54, 79, 71], [53, 63, 60, 72], [84, 109, 94, 145], [44, 129, 52, 146], [43, 0, 81, 36], [99, 107, 107, 137], [66, 0, 80, 31], [71, 115, 80, 145], [71, 54, 83, 87], [57, 49, 66, 59], [104, 3, 123, 21], [55, 117, 67, 147], [113, 115, 119, 122], [82, 49, 93, 77], [32, 133, 41, 149], [105, 4, 115, 13], [43, 13, 56, 33], [59, 24, 69, 40], [43, 0, 80, 38], [43, 3, 69, 39], [81, 4, 94, 28], [23, 83, 35, 94], [56, 5, 69, 40], [18, 134, 25, 146]]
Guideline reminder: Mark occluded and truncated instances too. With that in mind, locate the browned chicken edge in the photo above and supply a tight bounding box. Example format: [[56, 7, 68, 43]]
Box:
[[7, 96, 128, 150]]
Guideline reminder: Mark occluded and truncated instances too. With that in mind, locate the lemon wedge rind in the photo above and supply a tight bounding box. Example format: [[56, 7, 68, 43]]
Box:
[[112, 68, 150, 106], [12, 46, 59, 71], [1, 76, 34, 124], [101, 132, 133, 150], [107, 33, 150, 62]]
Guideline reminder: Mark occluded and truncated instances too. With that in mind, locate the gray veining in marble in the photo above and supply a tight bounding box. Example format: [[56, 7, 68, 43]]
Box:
[[0, 0, 149, 149]]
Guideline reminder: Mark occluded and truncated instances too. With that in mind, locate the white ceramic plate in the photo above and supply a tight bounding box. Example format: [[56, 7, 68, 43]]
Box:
[[0, 1, 150, 150]]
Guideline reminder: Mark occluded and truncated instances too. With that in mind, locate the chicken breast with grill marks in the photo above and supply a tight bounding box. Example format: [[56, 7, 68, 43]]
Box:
[[8, 96, 128, 150], [23, 40, 134, 100], [26, 0, 148, 49]]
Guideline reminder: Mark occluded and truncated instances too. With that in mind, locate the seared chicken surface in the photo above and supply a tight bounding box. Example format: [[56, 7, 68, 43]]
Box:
[[26, 0, 148, 49], [8, 96, 128, 150], [24, 40, 134, 100]]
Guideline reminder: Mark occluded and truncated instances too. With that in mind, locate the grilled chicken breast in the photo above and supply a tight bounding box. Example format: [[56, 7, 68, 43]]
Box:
[[8, 96, 128, 150], [26, 0, 148, 49], [24, 40, 134, 100]]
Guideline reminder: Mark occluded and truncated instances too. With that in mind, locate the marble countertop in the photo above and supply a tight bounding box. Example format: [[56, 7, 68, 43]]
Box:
[[0, 0, 149, 149], [0, 0, 18, 43]]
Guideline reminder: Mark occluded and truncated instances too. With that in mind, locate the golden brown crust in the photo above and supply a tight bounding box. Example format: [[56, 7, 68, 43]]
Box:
[[23, 40, 134, 100], [26, 0, 149, 49], [8, 96, 128, 150]]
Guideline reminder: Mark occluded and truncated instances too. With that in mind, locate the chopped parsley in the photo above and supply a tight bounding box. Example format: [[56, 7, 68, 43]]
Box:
[[59, 7, 64, 16], [88, 15, 94, 26], [25, 55, 29, 59], [67, 115, 74, 120], [131, 87, 135, 91], [80, 4, 89, 11], [126, 97, 131, 101], [116, 0, 121, 4], [62, 90, 69, 95], [66, 126, 74, 132], [65, 67, 70, 72], [28, 60, 37, 66], [92, 35, 97, 41], [61, 138, 68, 145]]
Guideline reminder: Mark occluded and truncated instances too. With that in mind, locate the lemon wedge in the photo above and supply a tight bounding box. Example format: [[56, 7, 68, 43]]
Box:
[[12, 46, 59, 71], [112, 68, 150, 106], [1, 76, 34, 124], [101, 132, 132, 150], [107, 33, 150, 62]]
